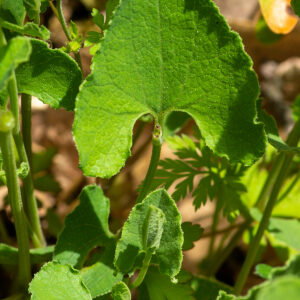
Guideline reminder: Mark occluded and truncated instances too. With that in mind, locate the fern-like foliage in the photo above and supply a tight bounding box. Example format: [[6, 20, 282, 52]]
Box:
[[153, 133, 249, 218]]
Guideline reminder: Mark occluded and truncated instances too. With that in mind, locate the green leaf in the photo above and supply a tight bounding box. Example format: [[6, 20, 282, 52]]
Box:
[[114, 189, 183, 278], [81, 242, 123, 298], [256, 99, 300, 153], [292, 0, 300, 17], [181, 222, 203, 251], [271, 254, 300, 278], [163, 111, 190, 138], [32, 147, 56, 174], [255, 264, 273, 279], [0, 19, 50, 40], [111, 282, 131, 300], [73, 0, 266, 178], [0, 243, 53, 265], [15, 39, 82, 111], [23, 0, 40, 22], [105, 0, 120, 27], [141, 267, 194, 300], [0, 0, 25, 25], [84, 31, 103, 47], [268, 218, 300, 250], [54, 185, 114, 268], [29, 262, 92, 300], [0, 36, 31, 92], [34, 174, 61, 193], [191, 276, 232, 300], [40, 0, 50, 13], [292, 94, 300, 121], [92, 8, 104, 30]]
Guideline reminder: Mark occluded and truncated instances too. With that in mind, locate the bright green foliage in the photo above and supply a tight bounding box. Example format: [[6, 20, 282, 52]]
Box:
[[111, 282, 131, 300], [105, 0, 120, 27], [271, 254, 300, 278], [181, 222, 203, 251], [29, 262, 92, 300], [15, 39, 82, 111], [140, 267, 194, 300], [191, 276, 232, 300], [153, 134, 248, 217], [0, 0, 25, 25], [23, 0, 41, 22], [292, 0, 300, 17], [0, 244, 53, 265], [268, 218, 300, 250], [92, 8, 104, 30], [114, 189, 183, 278], [54, 185, 114, 268], [0, 36, 31, 92], [255, 264, 273, 279], [73, 0, 266, 178], [81, 243, 123, 298], [0, 19, 49, 40]]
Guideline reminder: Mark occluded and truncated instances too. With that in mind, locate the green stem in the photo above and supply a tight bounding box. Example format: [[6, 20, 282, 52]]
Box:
[[21, 94, 32, 169], [0, 131, 31, 290], [130, 251, 152, 289], [208, 200, 221, 255], [56, 0, 72, 41], [0, 213, 10, 244], [14, 134, 46, 248], [136, 124, 162, 203], [7, 75, 20, 136]]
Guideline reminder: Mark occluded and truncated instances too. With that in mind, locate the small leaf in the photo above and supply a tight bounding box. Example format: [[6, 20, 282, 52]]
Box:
[[255, 264, 273, 279], [29, 262, 92, 300], [0, 243, 53, 265], [16, 39, 82, 111], [40, 0, 49, 13], [23, 0, 41, 22], [255, 15, 282, 44], [0, 19, 50, 40], [111, 282, 131, 300], [268, 218, 300, 250], [84, 31, 103, 47], [81, 242, 123, 298], [114, 189, 183, 278], [259, 0, 298, 34], [141, 267, 194, 300], [92, 8, 104, 30], [181, 222, 203, 251], [105, 0, 120, 26], [54, 185, 114, 268], [0, 36, 31, 92], [74, 0, 266, 178], [34, 174, 61, 193], [32, 147, 56, 174], [0, 0, 25, 25]]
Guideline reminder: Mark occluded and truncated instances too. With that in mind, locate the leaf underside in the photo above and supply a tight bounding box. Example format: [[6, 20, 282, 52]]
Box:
[[73, 0, 266, 178]]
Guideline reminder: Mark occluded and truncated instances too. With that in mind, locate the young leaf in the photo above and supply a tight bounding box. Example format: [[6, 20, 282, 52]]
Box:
[[140, 267, 194, 300], [15, 39, 82, 111], [114, 189, 183, 278], [0, 36, 31, 92], [111, 282, 131, 300], [81, 242, 123, 298], [181, 222, 203, 251], [0, 19, 50, 40], [29, 262, 92, 300], [0, 0, 25, 25], [54, 185, 114, 268], [92, 8, 104, 30], [105, 0, 120, 27], [73, 0, 266, 178], [255, 264, 273, 279], [23, 0, 41, 22], [0, 243, 53, 265]]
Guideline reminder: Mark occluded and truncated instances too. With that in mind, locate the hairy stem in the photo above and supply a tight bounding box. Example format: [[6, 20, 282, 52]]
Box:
[[0, 131, 31, 290], [56, 0, 72, 41], [130, 251, 152, 289], [136, 124, 162, 203]]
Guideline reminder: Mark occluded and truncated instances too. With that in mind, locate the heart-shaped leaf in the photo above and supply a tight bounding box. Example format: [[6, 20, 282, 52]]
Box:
[[73, 0, 266, 178]]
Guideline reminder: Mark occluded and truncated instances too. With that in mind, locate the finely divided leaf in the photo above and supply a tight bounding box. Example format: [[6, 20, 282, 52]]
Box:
[[29, 262, 92, 300], [0, 36, 31, 92], [81, 242, 123, 298], [74, 0, 266, 178], [111, 282, 131, 300], [16, 39, 82, 111], [54, 185, 114, 268], [114, 189, 183, 278], [182, 222, 203, 251]]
